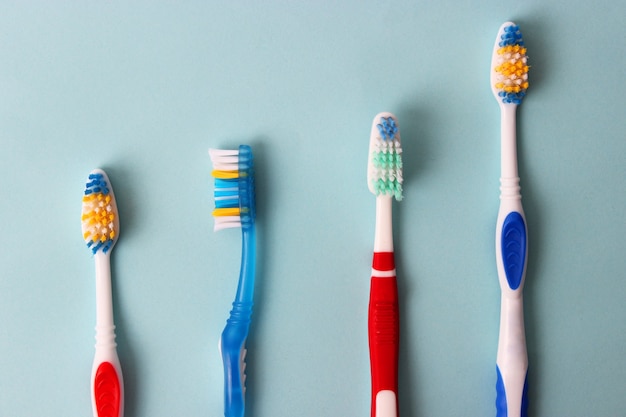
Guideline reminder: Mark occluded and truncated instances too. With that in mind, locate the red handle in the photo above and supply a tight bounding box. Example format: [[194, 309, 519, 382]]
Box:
[[369, 252, 399, 417], [93, 361, 121, 417]]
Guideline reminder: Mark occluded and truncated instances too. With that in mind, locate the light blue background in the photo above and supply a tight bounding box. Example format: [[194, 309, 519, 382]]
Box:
[[1, 1, 625, 416]]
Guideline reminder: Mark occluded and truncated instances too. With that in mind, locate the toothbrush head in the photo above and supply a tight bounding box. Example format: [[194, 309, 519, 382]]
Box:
[[81, 169, 119, 255], [367, 112, 403, 201], [209, 145, 256, 231], [491, 22, 529, 105]]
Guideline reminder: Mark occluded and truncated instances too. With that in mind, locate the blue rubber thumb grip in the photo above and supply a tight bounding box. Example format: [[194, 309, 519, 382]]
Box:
[[496, 366, 529, 417]]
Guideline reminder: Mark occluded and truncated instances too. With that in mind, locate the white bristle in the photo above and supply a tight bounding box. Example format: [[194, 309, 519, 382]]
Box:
[[214, 216, 242, 231]]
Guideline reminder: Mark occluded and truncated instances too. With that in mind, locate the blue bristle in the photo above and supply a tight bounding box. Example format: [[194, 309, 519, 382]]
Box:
[[214, 190, 238, 197], [499, 24, 524, 47], [214, 177, 239, 203], [84, 174, 110, 196], [376, 117, 398, 141], [91, 240, 104, 253], [215, 178, 237, 187], [215, 199, 238, 209], [499, 90, 526, 105], [101, 241, 113, 254]]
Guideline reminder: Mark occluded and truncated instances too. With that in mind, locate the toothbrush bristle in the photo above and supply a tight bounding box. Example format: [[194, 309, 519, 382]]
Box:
[[493, 23, 529, 105], [81, 171, 118, 254], [209, 145, 256, 231], [369, 115, 403, 200]]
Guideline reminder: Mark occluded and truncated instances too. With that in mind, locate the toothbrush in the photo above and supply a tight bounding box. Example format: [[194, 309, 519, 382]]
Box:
[[367, 112, 402, 417], [209, 145, 256, 417], [81, 169, 124, 417], [490, 22, 530, 417]]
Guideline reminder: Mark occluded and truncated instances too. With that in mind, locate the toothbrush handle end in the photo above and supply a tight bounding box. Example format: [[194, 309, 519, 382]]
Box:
[[221, 302, 252, 417], [368, 256, 399, 417]]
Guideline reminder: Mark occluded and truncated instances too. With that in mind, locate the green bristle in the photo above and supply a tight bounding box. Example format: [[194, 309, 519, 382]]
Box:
[[372, 151, 402, 170], [370, 147, 403, 200]]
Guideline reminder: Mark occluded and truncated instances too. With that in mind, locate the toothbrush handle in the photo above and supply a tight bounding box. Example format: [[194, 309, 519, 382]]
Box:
[[91, 326, 124, 417], [221, 301, 252, 417], [495, 190, 528, 417], [92, 254, 123, 417], [369, 252, 399, 417]]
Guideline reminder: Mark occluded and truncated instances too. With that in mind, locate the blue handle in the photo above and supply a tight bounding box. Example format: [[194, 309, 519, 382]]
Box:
[[500, 212, 527, 291], [221, 301, 252, 417], [496, 366, 529, 417]]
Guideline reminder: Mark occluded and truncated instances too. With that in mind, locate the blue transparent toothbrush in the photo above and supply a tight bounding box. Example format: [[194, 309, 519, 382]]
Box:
[[209, 145, 256, 417]]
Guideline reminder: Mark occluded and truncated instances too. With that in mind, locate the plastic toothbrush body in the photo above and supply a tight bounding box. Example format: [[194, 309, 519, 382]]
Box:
[[209, 145, 256, 417], [367, 113, 403, 417], [221, 226, 255, 417], [490, 22, 530, 417], [81, 169, 124, 417]]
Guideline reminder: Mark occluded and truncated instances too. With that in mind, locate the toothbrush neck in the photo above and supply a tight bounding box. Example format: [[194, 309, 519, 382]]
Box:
[[94, 252, 115, 328], [374, 195, 394, 253], [500, 104, 519, 180], [235, 226, 256, 304]]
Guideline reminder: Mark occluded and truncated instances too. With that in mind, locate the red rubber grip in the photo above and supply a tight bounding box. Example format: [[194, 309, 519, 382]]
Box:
[[94, 362, 121, 417], [372, 251, 395, 272], [368, 274, 399, 417]]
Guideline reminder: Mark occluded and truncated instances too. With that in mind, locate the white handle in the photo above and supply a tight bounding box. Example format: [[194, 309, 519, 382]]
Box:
[[91, 253, 124, 417], [495, 130, 529, 416]]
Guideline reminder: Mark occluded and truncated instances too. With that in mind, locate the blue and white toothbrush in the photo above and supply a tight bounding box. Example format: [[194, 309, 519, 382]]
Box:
[[490, 21, 530, 417]]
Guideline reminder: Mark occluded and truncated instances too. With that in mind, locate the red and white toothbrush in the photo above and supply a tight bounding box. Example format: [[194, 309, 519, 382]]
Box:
[[81, 169, 124, 417], [367, 112, 403, 417]]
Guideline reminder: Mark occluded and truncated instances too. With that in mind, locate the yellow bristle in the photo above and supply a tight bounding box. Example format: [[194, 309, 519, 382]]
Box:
[[213, 207, 241, 217], [497, 45, 528, 57], [212, 170, 239, 179]]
